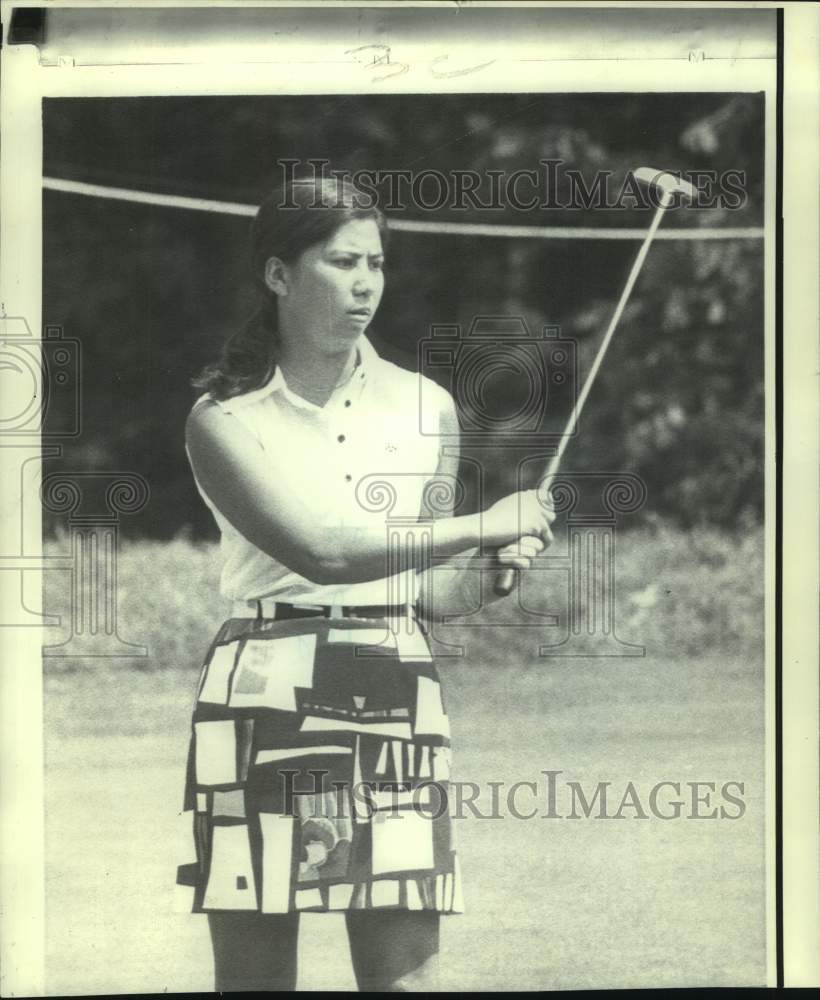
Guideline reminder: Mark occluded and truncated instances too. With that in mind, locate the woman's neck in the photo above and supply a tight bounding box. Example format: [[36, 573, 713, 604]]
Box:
[[277, 340, 360, 407]]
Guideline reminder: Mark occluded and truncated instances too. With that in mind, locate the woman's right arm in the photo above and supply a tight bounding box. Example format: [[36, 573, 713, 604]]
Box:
[[186, 401, 470, 585], [186, 401, 553, 586]]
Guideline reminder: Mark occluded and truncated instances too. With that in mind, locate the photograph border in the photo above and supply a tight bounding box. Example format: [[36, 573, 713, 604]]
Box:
[[0, 2, 816, 994]]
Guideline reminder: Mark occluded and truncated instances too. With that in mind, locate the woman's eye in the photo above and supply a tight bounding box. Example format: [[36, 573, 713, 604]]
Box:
[[330, 257, 383, 271]]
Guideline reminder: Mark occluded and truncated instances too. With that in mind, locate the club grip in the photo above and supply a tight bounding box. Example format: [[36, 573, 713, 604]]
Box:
[[493, 566, 518, 597]]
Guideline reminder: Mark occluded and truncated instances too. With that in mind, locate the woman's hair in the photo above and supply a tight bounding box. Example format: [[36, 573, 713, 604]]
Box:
[[192, 174, 388, 401]]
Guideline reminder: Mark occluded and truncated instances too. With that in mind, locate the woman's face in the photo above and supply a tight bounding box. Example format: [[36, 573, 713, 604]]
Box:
[[275, 217, 385, 354]]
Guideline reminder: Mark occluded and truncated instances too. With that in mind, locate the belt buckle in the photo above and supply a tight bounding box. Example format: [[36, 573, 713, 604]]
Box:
[[258, 597, 279, 619], [285, 602, 326, 620]]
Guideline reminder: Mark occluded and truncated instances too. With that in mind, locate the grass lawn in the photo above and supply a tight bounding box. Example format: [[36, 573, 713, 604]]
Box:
[[42, 525, 768, 993]]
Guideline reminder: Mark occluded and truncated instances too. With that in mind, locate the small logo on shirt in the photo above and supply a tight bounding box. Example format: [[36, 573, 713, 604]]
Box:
[[385, 443, 398, 454]]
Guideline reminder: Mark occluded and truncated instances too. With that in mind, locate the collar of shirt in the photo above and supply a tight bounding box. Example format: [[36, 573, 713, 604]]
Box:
[[265, 335, 373, 416]]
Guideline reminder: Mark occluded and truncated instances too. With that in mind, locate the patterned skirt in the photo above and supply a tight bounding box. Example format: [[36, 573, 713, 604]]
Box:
[[176, 607, 463, 914]]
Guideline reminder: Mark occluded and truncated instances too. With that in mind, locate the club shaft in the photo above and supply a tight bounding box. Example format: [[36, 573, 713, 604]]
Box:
[[493, 196, 672, 597], [544, 197, 670, 484]]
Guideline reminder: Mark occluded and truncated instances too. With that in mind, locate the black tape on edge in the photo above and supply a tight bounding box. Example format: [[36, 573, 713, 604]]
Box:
[[8, 7, 46, 47]]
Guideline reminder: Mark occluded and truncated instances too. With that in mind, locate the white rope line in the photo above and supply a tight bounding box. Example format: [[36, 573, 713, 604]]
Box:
[[387, 218, 764, 242], [44, 175, 256, 217], [43, 176, 764, 241]]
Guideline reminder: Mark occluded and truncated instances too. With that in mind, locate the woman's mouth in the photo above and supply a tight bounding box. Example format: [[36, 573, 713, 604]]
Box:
[[347, 307, 372, 321]]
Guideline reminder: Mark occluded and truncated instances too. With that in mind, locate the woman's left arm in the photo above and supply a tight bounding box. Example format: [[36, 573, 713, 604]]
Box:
[[416, 389, 547, 622]]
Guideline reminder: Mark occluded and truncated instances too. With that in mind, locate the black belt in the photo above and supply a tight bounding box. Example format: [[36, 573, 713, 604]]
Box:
[[247, 600, 413, 622]]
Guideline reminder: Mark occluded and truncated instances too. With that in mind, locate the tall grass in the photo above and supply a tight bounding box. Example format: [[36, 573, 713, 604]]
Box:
[[609, 519, 765, 659], [43, 527, 225, 673]]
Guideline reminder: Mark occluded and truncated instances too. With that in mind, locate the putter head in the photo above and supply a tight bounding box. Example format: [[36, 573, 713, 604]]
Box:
[[634, 167, 697, 204]]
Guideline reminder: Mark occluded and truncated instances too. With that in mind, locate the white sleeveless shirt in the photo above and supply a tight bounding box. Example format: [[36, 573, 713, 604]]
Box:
[[187, 334, 450, 607]]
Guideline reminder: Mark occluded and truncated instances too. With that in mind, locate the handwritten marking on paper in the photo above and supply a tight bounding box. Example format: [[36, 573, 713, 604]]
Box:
[[345, 45, 495, 83], [345, 45, 409, 82], [430, 53, 496, 79]]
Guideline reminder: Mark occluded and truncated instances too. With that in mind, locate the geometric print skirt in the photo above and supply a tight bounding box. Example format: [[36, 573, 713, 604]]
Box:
[[176, 604, 464, 915]]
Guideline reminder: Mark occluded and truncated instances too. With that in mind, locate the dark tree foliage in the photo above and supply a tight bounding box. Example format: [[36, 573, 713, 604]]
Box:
[[43, 94, 764, 538]]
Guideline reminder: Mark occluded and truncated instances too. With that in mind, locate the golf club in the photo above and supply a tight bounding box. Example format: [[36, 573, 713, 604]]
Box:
[[493, 168, 697, 597]]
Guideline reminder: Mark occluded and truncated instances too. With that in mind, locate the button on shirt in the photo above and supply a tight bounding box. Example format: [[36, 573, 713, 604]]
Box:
[[187, 334, 450, 607]]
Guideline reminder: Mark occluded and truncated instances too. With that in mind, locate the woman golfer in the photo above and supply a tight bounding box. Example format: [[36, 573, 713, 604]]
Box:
[[179, 174, 555, 991]]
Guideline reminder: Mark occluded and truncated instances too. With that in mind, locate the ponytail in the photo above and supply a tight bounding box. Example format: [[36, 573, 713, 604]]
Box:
[[191, 294, 278, 401]]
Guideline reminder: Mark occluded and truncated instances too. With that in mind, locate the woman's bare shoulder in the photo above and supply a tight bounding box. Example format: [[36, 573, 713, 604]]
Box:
[[187, 395, 220, 427], [186, 396, 267, 476], [185, 397, 237, 450]]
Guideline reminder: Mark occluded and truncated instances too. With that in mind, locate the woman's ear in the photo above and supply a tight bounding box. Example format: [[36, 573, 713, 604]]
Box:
[[263, 256, 289, 296]]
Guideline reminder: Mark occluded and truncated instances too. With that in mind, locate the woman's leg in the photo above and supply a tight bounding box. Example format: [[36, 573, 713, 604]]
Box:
[[207, 911, 300, 992], [345, 911, 440, 992]]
